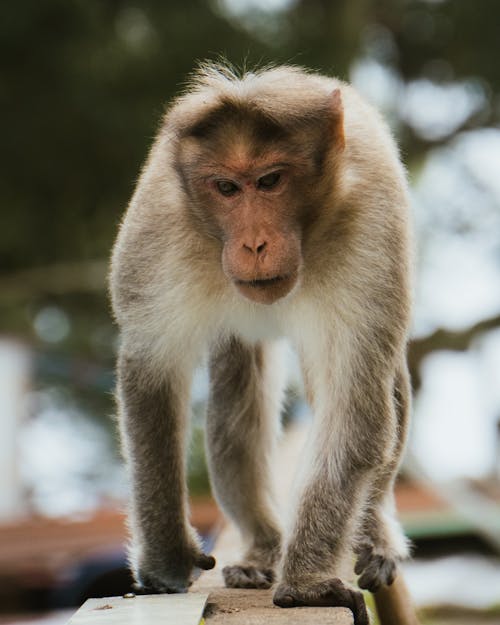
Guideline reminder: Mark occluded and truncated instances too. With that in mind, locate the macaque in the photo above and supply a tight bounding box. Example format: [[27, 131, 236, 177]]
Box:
[[110, 63, 412, 625]]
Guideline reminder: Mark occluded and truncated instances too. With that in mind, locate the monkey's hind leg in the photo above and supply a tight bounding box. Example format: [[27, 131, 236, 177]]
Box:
[[206, 337, 284, 589], [354, 360, 412, 593]]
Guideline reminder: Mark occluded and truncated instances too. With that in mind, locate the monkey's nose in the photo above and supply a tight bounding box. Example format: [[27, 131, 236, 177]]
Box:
[[242, 239, 267, 257]]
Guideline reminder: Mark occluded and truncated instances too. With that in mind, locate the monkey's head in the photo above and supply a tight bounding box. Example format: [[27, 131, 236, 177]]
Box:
[[173, 67, 345, 305]]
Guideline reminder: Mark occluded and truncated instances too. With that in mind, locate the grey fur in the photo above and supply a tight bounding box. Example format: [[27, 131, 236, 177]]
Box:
[[110, 63, 412, 624], [206, 338, 282, 588]]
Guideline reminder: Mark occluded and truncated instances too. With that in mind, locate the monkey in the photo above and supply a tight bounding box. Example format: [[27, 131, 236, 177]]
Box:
[[109, 63, 412, 625]]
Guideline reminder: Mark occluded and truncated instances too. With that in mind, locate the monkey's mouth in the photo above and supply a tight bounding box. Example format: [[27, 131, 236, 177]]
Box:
[[233, 273, 297, 305], [235, 275, 288, 288]]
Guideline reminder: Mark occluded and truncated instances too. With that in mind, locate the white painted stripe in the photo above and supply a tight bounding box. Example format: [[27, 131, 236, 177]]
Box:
[[67, 593, 209, 625]]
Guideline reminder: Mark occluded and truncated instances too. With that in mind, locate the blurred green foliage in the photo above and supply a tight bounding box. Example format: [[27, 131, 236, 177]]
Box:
[[0, 1, 261, 269], [188, 422, 212, 497], [2, 0, 499, 272]]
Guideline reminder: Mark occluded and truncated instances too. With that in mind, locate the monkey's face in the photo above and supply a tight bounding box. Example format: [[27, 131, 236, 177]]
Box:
[[181, 145, 308, 305], [176, 101, 338, 305], [207, 159, 304, 305]]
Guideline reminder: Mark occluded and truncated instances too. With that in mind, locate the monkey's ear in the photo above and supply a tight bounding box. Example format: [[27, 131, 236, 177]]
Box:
[[330, 88, 345, 151]]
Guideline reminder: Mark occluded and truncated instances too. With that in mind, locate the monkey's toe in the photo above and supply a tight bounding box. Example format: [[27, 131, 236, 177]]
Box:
[[223, 564, 274, 589], [273, 579, 368, 625], [354, 545, 397, 592]]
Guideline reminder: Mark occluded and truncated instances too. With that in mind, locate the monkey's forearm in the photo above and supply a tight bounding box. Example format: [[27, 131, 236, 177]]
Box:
[[282, 462, 370, 584], [116, 350, 213, 591], [282, 376, 398, 585], [118, 351, 188, 541]]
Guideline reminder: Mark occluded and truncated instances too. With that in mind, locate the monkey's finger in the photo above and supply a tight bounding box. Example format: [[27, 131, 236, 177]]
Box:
[[383, 559, 397, 586], [358, 554, 397, 592], [350, 590, 370, 625], [195, 554, 216, 570], [273, 593, 297, 608], [354, 546, 372, 575]]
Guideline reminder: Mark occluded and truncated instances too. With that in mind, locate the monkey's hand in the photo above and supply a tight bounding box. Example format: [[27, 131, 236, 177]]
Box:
[[354, 543, 398, 593], [273, 578, 369, 625], [134, 545, 216, 594]]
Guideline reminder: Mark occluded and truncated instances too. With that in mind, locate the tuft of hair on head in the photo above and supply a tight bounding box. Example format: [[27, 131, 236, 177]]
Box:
[[184, 59, 239, 93], [189, 59, 240, 88], [183, 58, 276, 94]]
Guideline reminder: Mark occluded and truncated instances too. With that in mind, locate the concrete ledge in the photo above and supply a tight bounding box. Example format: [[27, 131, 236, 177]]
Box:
[[198, 587, 353, 624]]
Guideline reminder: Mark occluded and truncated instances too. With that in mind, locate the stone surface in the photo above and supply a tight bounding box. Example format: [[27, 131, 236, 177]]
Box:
[[197, 587, 353, 624]]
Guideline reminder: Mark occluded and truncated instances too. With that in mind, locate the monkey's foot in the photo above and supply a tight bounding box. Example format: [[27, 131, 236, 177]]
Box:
[[273, 578, 369, 625], [354, 544, 397, 592], [135, 552, 216, 594], [223, 564, 275, 589]]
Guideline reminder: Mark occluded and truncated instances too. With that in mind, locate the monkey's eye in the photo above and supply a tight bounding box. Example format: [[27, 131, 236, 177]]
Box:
[[216, 180, 239, 197], [257, 172, 281, 191]]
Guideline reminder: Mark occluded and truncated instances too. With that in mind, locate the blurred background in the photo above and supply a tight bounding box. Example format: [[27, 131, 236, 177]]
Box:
[[1, 1, 500, 623]]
